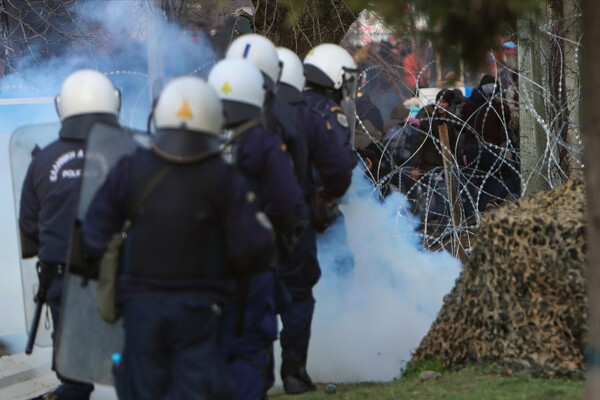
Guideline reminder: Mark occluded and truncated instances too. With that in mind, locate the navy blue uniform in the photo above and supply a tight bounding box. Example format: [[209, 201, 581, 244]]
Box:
[[82, 142, 276, 400], [222, 123, 304, 400], [278, 101, 353, 390], [19, 114, 118, 400], [297, 105, 353, 199], [232, 125, 304, 227], [304, 89, 356, 167]]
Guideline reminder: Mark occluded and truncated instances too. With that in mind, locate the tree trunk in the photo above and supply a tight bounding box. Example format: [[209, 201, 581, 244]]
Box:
[[251, 0, 355, 57], [582, 0, 600, 398], [518, 16, 551, 195]]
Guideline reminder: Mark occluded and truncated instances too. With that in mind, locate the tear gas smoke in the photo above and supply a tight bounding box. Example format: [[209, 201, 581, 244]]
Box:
[[0, 0, 216, 134], [307, 168, 461, 382]]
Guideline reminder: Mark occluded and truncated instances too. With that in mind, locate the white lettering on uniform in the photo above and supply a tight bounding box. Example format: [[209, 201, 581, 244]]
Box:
[[61, 169, 81, 178], [49, 149, 85, 182]]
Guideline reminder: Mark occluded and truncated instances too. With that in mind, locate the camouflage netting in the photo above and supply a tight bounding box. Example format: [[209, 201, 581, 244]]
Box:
[[410, 175, 587, 378]]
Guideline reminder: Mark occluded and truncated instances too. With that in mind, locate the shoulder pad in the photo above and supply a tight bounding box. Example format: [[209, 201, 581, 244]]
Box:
[[335, 113, 349, 128]]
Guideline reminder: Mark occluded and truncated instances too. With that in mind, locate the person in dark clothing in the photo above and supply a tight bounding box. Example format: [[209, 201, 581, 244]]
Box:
[[275, 47, 353, 394], [411, 89, 464, 228], [450, 88, 465, 116], [209, 8, 254, 57], [412, 89, 463, 175], [297, 42, 357, 393], [227, 39, 323, 272], [82, 76, 277, 399], [208, 58, 305, 400], [460, 74, 520, 214], [379, 116, 423, 208], [18, 69, 121, 400], [226, 34, 307, 187], [356, 90, 384, 135], [303, 43, 358, 168]]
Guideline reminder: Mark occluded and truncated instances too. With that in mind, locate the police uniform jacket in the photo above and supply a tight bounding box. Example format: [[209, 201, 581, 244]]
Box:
[[233, 124, 305, 232], [19, 114, 119, 264], [297, 104, 353, 199], [82, 145, 277, 301], [303, 89, 356, 168]]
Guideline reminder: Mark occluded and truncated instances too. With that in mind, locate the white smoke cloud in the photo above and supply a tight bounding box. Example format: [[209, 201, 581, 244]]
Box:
[[308, 168, 461, 382], [0, 0, 216, 134]]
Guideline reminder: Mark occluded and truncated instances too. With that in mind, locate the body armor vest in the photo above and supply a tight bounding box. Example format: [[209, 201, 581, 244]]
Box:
[[124, 152, 228, 283]]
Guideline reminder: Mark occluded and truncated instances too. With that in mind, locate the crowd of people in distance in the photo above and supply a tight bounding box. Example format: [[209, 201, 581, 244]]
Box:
[[354, 39, 521, 235]]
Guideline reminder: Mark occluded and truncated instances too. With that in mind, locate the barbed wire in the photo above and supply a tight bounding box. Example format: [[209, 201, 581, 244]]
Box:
[[354, 4, 582, 259]]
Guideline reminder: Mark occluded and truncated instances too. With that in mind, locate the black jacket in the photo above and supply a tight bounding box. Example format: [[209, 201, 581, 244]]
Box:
[[19, 113, 118, 264]]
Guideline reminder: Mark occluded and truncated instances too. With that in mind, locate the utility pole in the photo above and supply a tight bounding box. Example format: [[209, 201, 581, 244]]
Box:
[[583, 0, 600, 397], [518, 16, 551, 196], [562, 0, 583, 172], [145, 0, 165, 104]]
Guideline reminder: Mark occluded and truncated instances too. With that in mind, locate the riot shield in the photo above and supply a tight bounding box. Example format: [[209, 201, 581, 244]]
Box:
[[341, 70, 358, 147], [55, 122, 146, 385], [9, 122, 61, 349]]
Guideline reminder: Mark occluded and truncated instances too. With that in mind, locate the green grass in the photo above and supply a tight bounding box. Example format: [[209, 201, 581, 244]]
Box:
[[270, 365, 584, 400]]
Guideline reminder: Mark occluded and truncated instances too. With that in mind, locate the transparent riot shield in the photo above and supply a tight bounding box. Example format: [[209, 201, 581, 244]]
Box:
[[55, 122, 146, 385], [9, 122, 61, 349], [340, 69, 358, 147]]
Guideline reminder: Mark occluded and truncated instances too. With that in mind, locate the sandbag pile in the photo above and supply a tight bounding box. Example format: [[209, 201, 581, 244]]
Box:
[[410, 176, 587, 377]]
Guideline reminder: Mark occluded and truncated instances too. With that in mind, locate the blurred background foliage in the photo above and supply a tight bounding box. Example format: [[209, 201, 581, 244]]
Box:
[[253, 0, 542, 70]]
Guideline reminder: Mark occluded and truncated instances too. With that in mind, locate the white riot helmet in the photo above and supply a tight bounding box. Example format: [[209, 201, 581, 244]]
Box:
[[152, 76, 224, 163], [303, 43, 357, 90], [276, 47, 305, 92], [55, 69, 120, 121], [304, 43, 358, 146], [208, 59, 265, 127], [225, 34, 281, 88], [154, 76, 223, 134]]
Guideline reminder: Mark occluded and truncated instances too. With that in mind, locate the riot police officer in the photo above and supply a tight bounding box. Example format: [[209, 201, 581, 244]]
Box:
[[19, 69, 121, 400], [208, 59, 304, 400], [82, 76, 277, 399], [225, 33, 280, 88], [303, 43, 359, 165], [275, 46, 353, 394], [302, 42, 360, 390], [225, 33, 298, 165]]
